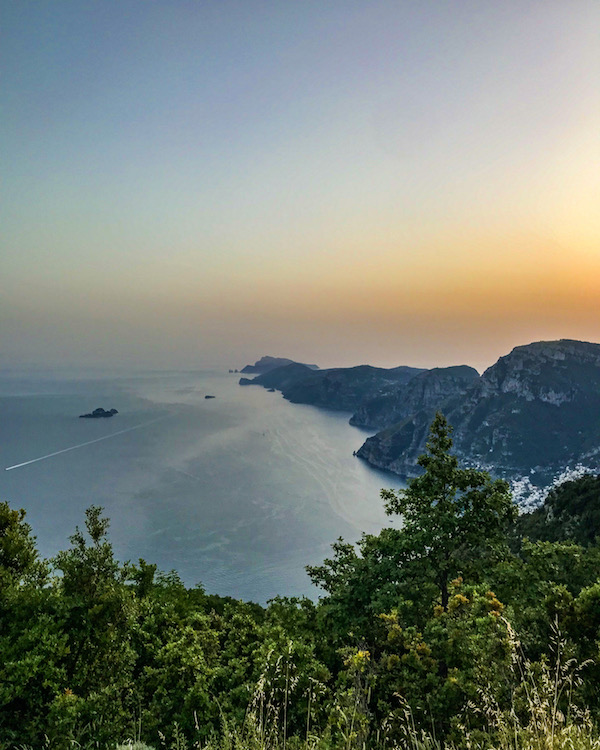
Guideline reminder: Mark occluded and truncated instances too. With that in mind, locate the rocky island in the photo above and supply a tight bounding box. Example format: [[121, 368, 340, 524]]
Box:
[[79, 407, 118, 419]]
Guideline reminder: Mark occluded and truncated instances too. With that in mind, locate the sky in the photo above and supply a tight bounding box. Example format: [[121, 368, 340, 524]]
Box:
[[2, 1, 599, 373]]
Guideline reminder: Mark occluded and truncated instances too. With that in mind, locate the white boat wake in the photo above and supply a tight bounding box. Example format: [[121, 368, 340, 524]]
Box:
[[4, 415, 169, 471]]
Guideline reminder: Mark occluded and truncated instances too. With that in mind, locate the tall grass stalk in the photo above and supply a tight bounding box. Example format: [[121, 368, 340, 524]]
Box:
[[458, 617, 598, 750]]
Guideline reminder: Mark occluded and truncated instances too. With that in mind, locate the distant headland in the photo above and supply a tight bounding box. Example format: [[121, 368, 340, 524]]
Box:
[[240, 355, 319, 375]]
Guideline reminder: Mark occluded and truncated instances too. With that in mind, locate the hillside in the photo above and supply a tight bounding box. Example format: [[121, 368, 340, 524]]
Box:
[[514, 472, 600, 545], [357, 340, 600, 500], [349, 364, 479, 429]]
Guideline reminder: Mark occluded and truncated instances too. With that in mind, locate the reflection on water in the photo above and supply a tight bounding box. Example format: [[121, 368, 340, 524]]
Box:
[[0, 369, 404, 602]]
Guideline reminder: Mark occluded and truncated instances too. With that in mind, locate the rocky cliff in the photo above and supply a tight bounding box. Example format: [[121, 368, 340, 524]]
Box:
[[350, 365, 479, 430], [357, 340, 600, 499]]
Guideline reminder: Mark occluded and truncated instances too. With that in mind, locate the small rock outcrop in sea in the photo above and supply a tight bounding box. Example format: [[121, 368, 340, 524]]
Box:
[[79, 407, 118, 419]]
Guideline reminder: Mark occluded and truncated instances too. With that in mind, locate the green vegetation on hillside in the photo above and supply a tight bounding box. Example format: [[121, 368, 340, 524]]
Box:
[[515, 473, 600, 546], [1, 415, 599, 749]]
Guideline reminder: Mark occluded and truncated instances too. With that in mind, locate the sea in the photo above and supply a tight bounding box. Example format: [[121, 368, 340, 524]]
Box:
[[0, 368, 404, 603]]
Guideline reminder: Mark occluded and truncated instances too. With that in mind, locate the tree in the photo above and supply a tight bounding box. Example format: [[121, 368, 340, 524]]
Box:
[[381, 412, 517, 610], [0, 502, 46, 589], [309, 414, 517, 635], [50, 506, 136, 747], [376, 580, 512, 740], [0, 503, 63, 746]]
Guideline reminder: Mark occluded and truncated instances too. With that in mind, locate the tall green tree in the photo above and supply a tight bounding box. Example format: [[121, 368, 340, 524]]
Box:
[[0, 502, 45, 589], [309, 413, 517, 635], [49, 506, 137, 747], [381, 412, 517, 610], [0, 503, 65, 746]]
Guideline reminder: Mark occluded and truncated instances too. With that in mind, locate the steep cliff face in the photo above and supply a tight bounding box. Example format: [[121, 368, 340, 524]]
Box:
[[356, 413, 432, 474], [477, 340, 600, 404], [450, 340, 600, 475], [358, 340, 600, 494], [350, 365, 479, 430]]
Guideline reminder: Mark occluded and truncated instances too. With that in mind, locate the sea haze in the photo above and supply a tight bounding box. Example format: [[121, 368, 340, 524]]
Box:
[[0, 369, 403, 602]]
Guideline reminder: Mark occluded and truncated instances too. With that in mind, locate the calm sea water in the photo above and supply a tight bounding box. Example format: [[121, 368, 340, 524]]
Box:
[[0, 368, 403, 603]]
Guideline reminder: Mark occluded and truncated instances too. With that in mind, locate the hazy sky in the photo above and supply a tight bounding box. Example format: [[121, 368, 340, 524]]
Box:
[[2, 1, 599, 373]]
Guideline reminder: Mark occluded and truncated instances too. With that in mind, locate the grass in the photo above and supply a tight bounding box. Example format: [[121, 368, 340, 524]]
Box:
[[12, 625, 599, 750]]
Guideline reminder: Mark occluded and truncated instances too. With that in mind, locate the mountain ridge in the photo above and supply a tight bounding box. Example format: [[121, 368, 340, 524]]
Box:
[[239, 362, 426, 413]]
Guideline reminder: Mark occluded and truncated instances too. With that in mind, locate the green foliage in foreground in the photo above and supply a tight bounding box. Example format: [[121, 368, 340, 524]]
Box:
[[1, 414, 600, 750]]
